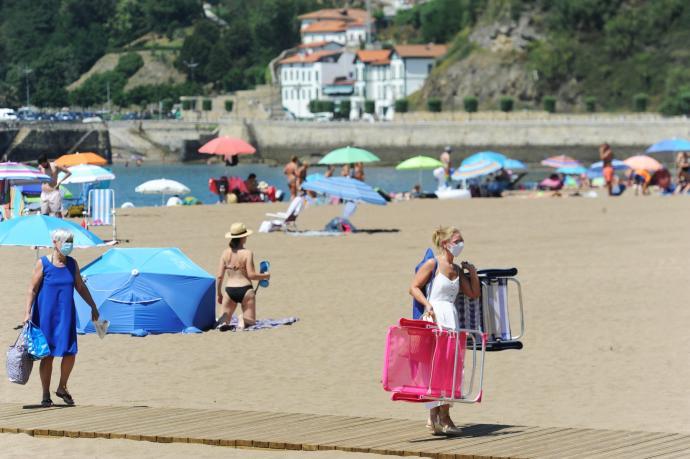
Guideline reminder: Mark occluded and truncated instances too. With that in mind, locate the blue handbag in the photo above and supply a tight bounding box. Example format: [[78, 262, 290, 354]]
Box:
[[24, 322, 50, 361]]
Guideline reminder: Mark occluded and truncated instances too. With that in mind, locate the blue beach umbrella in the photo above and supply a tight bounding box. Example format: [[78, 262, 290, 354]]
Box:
[[302, 176, 386, 205], [75, 248, 215, 335], [589, 159, 630, 172], [461, 151, 507, 167], [646, 138, 690, 153], [0, 215, 104, 248], [452, 159, 502, 180]]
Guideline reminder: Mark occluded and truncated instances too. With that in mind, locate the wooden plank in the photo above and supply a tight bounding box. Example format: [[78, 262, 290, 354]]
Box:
[[558, 431, 674, 459], [438, 427, 571, 457], [459, 427, 591, 458], [500, 428, 629, 458], [294, 418, 405, 451], [590, 435, 690, 459]]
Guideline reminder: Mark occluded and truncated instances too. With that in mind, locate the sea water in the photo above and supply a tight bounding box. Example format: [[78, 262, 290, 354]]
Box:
[[96, 163, 555, 207]]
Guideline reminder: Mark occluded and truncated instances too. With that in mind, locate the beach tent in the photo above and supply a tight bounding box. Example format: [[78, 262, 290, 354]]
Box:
[[75, 248, 215, 336]]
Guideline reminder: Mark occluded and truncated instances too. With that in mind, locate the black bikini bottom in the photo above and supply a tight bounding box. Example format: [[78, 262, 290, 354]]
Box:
[[225, 285, 253, 303]]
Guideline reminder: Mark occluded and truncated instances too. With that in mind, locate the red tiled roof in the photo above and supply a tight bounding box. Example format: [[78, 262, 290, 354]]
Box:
[[394, 44, 448, 59], [298, 40, 340, 49], [299, 8, 369, 22], [279, 50, 341, 65], [355, 49, 392, 65], [302, 20, 347, 34]]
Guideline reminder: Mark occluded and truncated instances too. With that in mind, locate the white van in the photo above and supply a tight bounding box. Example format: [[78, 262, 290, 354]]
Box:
[[0, 108, 18, 121]]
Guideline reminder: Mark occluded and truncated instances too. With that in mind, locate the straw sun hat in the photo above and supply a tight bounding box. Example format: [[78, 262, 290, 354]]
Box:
[[225, 222, 253, 239]]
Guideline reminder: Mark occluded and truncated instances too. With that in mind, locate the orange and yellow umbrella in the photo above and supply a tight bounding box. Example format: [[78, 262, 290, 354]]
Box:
[[55, 152, 107, 167]]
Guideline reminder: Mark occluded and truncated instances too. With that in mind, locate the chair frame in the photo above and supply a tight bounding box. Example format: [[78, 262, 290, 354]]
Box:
[[86, 188, 117, 242]]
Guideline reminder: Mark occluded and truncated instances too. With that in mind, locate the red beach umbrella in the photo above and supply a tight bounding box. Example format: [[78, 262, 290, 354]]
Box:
[[198, 136, 256, 157]]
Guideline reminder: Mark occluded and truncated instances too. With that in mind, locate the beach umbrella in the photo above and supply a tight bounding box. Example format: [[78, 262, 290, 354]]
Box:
[[503, 158, 528, 171], [135, 179, 190, 205], [646, 138, 690, 154], [623, 155, 663, 172], [461, 151, 507, 166], [396, 155, 444, 188], [589, 159, 630, 172], [198, 136, 256, 157], [556, 165, 587, 175], [451, 159, 502, 180], [0, 215, 104, 248], [318, 147, 380, 165], [58, 164, 115, 184], [55, 152, 107, 167], [0, 162, 50, 184], [302, 176, 386, 205], [541, 155, 581, 169], [74, 248, 215, 335]]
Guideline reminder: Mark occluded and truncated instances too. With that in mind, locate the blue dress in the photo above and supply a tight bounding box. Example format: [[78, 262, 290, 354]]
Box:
[[32, 256, 78, 356]]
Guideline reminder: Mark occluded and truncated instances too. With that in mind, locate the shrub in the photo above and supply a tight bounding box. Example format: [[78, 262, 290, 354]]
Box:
[[463, 96, 478, 113], [394, 99, 409, 113], [364, 100, 375, 114], [338, 100, 351, 118], [182, 99, 193, 110], [202, 99, 212, 111], [115, 52, 144, 77], [161, 98, 173, 113], [427, 98, 442, 112], [309, 99, 319, 113], [585, 96, 597, 112], [224, 100, 234, 112], [633, 93, 648, 112], [543, 96, 557, 113], [321, 100, 335, 113], [499, 96, 514, 112]]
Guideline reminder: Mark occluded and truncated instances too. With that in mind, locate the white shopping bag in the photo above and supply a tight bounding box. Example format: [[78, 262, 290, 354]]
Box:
[[94, 320, 109, 339]]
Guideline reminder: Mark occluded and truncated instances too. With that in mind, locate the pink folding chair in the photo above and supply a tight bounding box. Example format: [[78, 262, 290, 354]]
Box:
[[382, 318, 486, 404]]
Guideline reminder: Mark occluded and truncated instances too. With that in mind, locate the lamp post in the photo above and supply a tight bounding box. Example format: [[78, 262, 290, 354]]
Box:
[[23, 66, 33, 107], [183, 59, 199, 82]]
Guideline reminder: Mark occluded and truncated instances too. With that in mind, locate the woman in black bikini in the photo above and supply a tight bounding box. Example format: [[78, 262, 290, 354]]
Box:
[[216, 222, 270, 330]]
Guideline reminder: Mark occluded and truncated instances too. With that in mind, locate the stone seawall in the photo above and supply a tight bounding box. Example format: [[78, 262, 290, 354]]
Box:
[[0, 122, 110, 162]]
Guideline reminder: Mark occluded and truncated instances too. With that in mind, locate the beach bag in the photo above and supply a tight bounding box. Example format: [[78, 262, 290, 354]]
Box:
[[25, 322, 50, 360], [6, 324, 34, 384], [412, 249, 437, 319]]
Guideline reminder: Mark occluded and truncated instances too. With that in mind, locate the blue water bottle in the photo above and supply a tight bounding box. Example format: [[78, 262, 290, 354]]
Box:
[[258, 260, 270, 288]]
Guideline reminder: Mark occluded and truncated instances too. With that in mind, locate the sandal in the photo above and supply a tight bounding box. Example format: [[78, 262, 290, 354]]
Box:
[[41, 397, 53, 408], [55, 389, 75, 406]]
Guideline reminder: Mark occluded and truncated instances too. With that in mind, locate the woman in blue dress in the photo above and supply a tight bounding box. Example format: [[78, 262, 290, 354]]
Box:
[[23, 229, 99, 407]]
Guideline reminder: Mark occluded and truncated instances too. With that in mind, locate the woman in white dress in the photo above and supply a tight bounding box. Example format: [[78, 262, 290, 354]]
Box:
[[409, 226, 480, 435]]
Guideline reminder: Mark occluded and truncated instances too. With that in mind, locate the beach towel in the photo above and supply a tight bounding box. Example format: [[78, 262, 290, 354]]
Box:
[[217, 316, 299, 331], [287, 230, 344, 237]]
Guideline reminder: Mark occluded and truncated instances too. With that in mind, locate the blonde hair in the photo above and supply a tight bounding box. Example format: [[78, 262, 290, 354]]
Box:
[[432, 226, 459, 253]]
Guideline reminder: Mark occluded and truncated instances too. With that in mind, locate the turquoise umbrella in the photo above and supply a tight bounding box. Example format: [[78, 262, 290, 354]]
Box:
[[503, 158, 527, 171], [0, 215, 105, 248], [461, 151, 507, 166], [452, 159, 502, 180], [646, 138, 690, 153], [318, 147, 380, 165]]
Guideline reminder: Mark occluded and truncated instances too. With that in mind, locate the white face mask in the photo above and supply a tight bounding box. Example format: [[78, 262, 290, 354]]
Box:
[[447, 241, 464, 258]]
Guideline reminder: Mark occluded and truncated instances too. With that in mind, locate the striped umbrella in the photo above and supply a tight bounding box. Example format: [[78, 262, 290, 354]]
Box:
[[0, 162, 50, 184], [451, 159, 502, 180], [556, 165, 587, 175], [58, 164, 115, 184], [461, 151, 507, 166], [541, 155, 581, 169]]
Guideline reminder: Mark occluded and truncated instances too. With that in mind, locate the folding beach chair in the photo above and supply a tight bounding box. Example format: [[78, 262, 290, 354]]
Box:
[[456, 268, 525, 352], [86, 189, 117, 242], [382, 318, 486, 404], [259, 196, 304, 232]]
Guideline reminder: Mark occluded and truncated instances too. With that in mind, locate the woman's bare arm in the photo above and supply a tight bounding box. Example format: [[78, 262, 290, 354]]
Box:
[[73, 260, 99, 321], [409, 259, 435, 314], [24, 260, 43, 322], [459, 262, 481, 299], [216, 251, 227, 301], [245, 251, 269, 281]]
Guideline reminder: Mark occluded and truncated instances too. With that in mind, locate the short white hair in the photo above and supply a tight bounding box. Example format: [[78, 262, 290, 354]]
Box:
[[51, 229, 74, 244]]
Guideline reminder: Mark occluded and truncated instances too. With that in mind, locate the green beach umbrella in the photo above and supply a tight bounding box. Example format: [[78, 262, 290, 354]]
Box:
[[318, 147, 380, 165], [395, 155, 444, 189]]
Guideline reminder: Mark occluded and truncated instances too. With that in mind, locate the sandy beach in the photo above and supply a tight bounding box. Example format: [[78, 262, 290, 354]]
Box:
[[1, 195, 689, 456]]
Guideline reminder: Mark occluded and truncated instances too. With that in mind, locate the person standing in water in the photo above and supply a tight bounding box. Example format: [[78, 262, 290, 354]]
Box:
[[216, 223, 270, 330], [599, 143, 614, 196], [409, 226, 480, 435]]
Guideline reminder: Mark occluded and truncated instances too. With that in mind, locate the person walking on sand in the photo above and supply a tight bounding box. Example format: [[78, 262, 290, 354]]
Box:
[[23, 229, 100, 407], [599, 143, 614, 196], [440, 146, 452, 188], [409, 226, 480, 436], [283, 156, 299, 199], [37, 154, 71, 218], [216, 222, 270, 331], [296, 161, 309, 190]]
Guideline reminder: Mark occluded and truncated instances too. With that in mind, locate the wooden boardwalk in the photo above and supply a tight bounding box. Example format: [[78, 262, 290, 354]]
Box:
[[0, 403, 688, 458]]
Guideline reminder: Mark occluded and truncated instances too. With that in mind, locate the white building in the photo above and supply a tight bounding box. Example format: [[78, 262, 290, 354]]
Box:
[[278, 50, 355, 118], [298, 8, 371, 46], [350, 44, 447, 118]]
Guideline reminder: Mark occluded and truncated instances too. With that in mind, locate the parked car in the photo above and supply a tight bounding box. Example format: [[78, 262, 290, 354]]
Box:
[[0, 108, 18, 121]]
